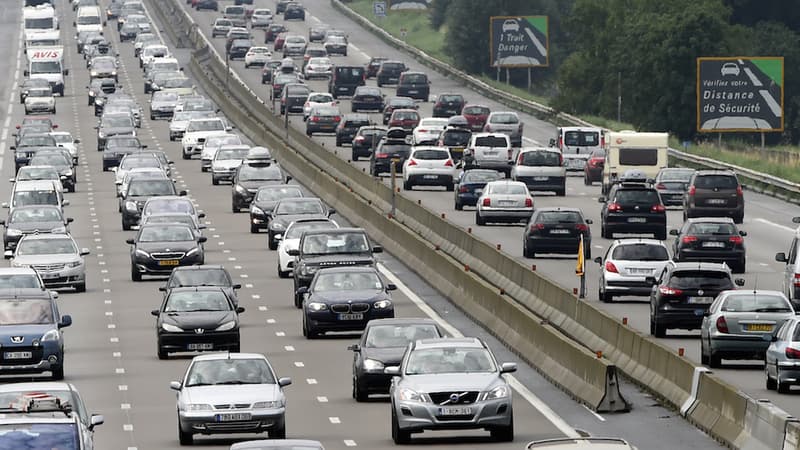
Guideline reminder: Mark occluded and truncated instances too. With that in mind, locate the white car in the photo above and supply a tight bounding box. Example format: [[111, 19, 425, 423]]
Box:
[[475, 179, 534, 225], [302, 92, 336, 119], [139, 44, 170, 69], [114, 154, 164, 188], [168, 110, 216, 141], [181, 118, 230, 159], [502, 19, 519, 33], [276, 217, 338, 278], [211, 145, 250, 185], [50, 131, 80, 165], [595, 239, 671, 303], [402, 146, 457, 191], [412, 117, 449, 145], [244, 46, 272, 68], [282, 35, 307, 57], [200, 133, 242, 172], [250, 9, 273, 29], [8, 233, 90, 292], [303, 57, 332, 80], [23, 85, 56, 115]]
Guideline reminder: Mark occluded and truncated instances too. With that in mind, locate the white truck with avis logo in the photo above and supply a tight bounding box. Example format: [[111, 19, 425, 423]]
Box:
[[601, 130, 669, 194], [24, 46, 68, 96]]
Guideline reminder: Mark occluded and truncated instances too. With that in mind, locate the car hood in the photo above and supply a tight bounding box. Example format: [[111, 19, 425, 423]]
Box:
[[0, 324, 56, 343], [311, 289, 386, 303], [301, 254, 375, 267], [161, 311, 235, 330], [136, 241, 198, 253], [362, 346, 406, 366], [184, 131, 225, 142], [183, 384, 281, 405], [14, 254, 80, 265], [401, 372, 500, 393], [152, 100, 177, 109], [100, 126, 135, 136], [272, 213, 327, 228], [212, 160, 243, 170], [8, 221, 65, 233]]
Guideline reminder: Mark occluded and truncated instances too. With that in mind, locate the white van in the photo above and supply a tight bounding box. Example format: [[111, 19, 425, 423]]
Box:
[[3, 180, 68, 212], [25, 46, 67, 96], [601, 131, 668, 194], [75, 6, 104, 34], [550, 126, 604, 172]]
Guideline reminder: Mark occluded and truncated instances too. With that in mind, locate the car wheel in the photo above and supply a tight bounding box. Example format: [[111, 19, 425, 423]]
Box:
[[445, 182, 454, 192], [354, 376, 368, 402], [351, 150, 358, 161], [122, 219, 131, 231], [336, 139, 341, 147], [232, 203, 240, 213], [403, 179, 412, 190], [269, 425, 286, 439], [734, 214, 744, 224], [736, 259, 746, 274], [157, 345, 168, 360], [51, 364, 64, 380], [584, 175, 591, 186], [454, 200, 463, 211], [778, 368, 791, 393], [302, 314, 318, 339], [212, 176, 219, 185], [278, 263, 290, 279], [700, 340, 709, 365], [250, 223, 259, 233], [391, 407, 411, 444], [652, 316, 666, 338], [131, 265, 142, 282], [75, 282, 86, 293], [656, 230, 667, 241], [556, 187, 565, 196], [708, 350, 722, 368], [523, 241, 533, 258], [268, 233, 278, 250], [182, 151, 190, 160], [766, 363, 777, 390], [178, 421, 193, 445], [475, 211, 486, 226], [490, 415, 514, 442], [598, 288, 611, 303]]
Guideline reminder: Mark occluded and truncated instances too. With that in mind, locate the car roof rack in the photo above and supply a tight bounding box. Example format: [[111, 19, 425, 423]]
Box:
[[0, 394, 73, 417]]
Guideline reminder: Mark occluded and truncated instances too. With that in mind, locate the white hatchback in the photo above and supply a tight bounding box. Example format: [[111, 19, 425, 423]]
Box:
[[244, 47, 272, 68], [595, 239, 671, 303], [412, 118, 449, 145], [302, 92, 336, 119], [402, 146, 456, 191]]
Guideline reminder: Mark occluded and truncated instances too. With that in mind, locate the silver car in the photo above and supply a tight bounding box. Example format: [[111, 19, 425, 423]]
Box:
[[766, 316, 800, 393], [475, 180, 534, 225], [230, 440, 324, 450], [386, 337, 516, 444], [595, 239, 671, 303], [510, 147, 566, 196], [484, 111, 523, 147], [8, 234, 90, 292], [701, 290, 795, 368], [170, 352, 292, 445]]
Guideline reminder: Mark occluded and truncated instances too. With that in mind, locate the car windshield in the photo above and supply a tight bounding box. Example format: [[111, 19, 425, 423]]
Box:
[[17, 167, 59, 181], [107, 137, 141, 149], [138, 226, 194, 242], [393, 111, 418, 120], [50, 134, 73, 144], [216, 148, 248, 160], [186, 359, 275, 386], [406, 347, 496, 374], [28, 155, 69, 168], [0, 423, 78, 449], [275, 200, 323, 215], [536, 211, 582, 224], [144, 199, 193, 215], [120, 158, 159, 169], [144, 214, 194, 228], [285, 221, 335, 240], [152, 61, 180, 72], [20, 136, 56, 147], [687, 222, 737, 235], [366, 324, 440, 348], [154, 92, 179, 102], [313, 271, 381, 292], [226, 6, 245, 14], [659, 169, 695, 181], [188, 120, 224, 132], [490, 113, 519, 124], [10, 208, 62, 223], [17, 238, 76, 256], [0, 275, 41, 290], [520, 151, 560, 166], [165, 290, 231, 312], [127, 180, 174, 196], [487, 184, 527, 195], [474, 136, 508, 147], [301, 232, 368, 254], [721, 294, 792, 313], [441, 130, 470, 146], [13, 191, 58, 207], [694, 175, 738, 189], [169, 270, 229, 287], [30, 61, 61, 74], [462, 171, 500, 183], [564, 131, 599, 146], [463, 106, 489, 115], [612, 244, 669, 261], [239, 165, 281, 181], [613, 189, 660, 205], [27, 87, 52, 96], [206, 135, 241, 147], [164, 78, 192, 89], [402, 73, 426, 84], [102, 116, 133, 128], [669, 271, 733, 289]]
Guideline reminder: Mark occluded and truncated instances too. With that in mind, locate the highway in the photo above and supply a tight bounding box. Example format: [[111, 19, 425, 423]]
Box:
[[175, 0, 800, 423], [0, 0, 732, 449]]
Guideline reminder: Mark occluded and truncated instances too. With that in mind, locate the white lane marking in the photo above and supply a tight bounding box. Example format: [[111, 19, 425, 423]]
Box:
[[116, 368, 125, 374], [275, 331, 285, 337], [285, 345, 295, 352], [317, 396, 328, 403], [306, 378, 318, 384], [123, 424, 134, 431], [118, 385, 128, 391], [267, 318, 276, 324], [583, 404, 605, 421], [522, 136, 542, 146], [377, 263, 581, 438], [258, 306, 268, 311], [755, 218, 795, 233], [121, 404, 131, 410], [252, 294, 261, 299], [329, 417, 341, 424], [344, 440, 357, 447], [110, 337, 119, 343], [294, 361, 305, 367]]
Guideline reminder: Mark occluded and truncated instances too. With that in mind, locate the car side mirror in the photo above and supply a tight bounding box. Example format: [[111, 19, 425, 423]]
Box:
[[386, 283, 397, 291], [327, 208, 336, 216], [198, 236, 208, 243], [67, 218, 74, 223], [285, 175, 293, 183], [739, 230, 747, 236], [702, 311, 710, 317], [158, 286, 166, 292], [3, 250, 13, 259], [59, 315, 72, 328], [348, 343, 361, 352], [597, 196, 607, 203], [125, 238, 135, 245], [0, 203, 7, 209], [287, 248, 299, 256], [793, 217, 800, 224], [669, 229, 679, 236], [233, 284, 242, 289], [645, 276, 656, 285], [150, 309, 159, 316], [197, 212, 206, 218], [296, 286, 308, 295], [89, 414, 104, 430], [0, 220, 4, 226], [500, 362, 517, 374], [179, 190, 188, 196], [274, 234, 283, 241], [74, 139, 81, 144], [776, 252, 788, 263], [64, 69, 69, 76], [593, 257, 602, 264], [735, 278, 745, 287], [7, 179, 12, 183], [80, 248, 91, 256], [372, 245, 383, 253], [549, 138, 556, 147], [23, 70, 29, 76], [236, 306, 246, 313], [62, 200, 70, 206], [169, 381, 182, 391], [585, 219, 593, 224], [384, 366, 400, 376], [141, 144, 148, 148]]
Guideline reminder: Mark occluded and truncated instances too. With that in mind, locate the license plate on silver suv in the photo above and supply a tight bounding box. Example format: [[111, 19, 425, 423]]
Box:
[[438, 406, 472, 416]]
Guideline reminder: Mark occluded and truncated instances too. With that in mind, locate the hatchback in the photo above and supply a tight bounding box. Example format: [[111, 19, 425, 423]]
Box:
[[453, 169, 502, 210], [402, 147, 456, 191], [484, 111, 523, 147], [335, 114, 371, 147], [511, 147, 566, 196], [684, 170, 744, 223], [388, 109, 420, 131], [670, 218, 746, 273], [305, 105, 342, 136], [461, 104, 490, 131], [522, 207, 591, 258], [350, 126, 387, 161], [766, 316, 800, 393], [432, 93, 465, 118], [396, 71, 430, 101], [595, 239, 671, 302]]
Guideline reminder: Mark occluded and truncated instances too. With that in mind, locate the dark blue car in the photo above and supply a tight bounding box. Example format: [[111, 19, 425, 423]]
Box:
[[453, 169, 503, 210]]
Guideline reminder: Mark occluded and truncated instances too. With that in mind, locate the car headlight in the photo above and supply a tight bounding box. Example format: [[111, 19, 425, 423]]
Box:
[[215, 320, 236, 331], [42, 329, 60, 341], [5, 229, 22, 237], [398, 387, 428, 403], [67, 260, 82, 268], [270, 222, 284, 230], [89, 91, 96, 97], [483, 385, 509, 400], [234, 184, 248, 194], [299, 264, 318, 276], [186, 247, 201, 256], [362, 359, 385, 372], [183, 403, 211, 411], [125, 201, 138, 211], [97, 132, 106, 139], [373, 300, 393, 310], [111, 71, 117, 76], [134, 249, 150, 258], [51, 226, 66, 233], [307, 302, 328, 311], [161, 323, 182, 332], [64, 170, 73, 177], [251, 206, 265, 215], [11, 261, 25, 268], [90, 71, 98, 77], [252, 400, 283, 409]]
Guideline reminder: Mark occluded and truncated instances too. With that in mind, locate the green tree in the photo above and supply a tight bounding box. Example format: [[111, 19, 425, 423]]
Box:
[[429, 0, 452, 30]]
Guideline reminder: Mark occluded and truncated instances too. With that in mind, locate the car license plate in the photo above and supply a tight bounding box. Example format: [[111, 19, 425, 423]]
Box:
[[627, 217, 646, 223], [438, 406, 472, 416], [745, 324, 773, 332], [707, 199, 726, 205], [550, 229, 570, 234], [215, 413, 251, 422], [499, 200, 516, 206], [533, 176, 549, 181], [40, 273, 60, 279], [452, 147, 464, 154], [408, 90, 418, 94], [187, 343, 214, 350], [630, 268, 652, 275], [337, 87, 348, 92], [474, 188, 482, 194], [4, 351, 32, 360], [702, 241, 725, 248], [158, 260, 180, 266], [688, 296, 713, 304], [339, 313, 363, 321], [484, 151, 498, 156], [424, 174, 438, 179]]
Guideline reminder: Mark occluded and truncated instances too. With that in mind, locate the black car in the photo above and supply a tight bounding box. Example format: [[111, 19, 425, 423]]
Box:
[[290, 228, 382, 307], [228, 39, 252, 60], [280, 83, 310, 115], [382, 96, 417, 125], [376, 60, 407, 86], [267, 198, 333, 250], [161, 265, 241, 306], [1, 205, 72, 251], [283, 2, 305, 20], [396, 71, 430, 101], [300, 267, 395, 338], [194, 0, 218, 10], [102, 136, 147, 171], [276, 0, 290, 13], [648, 262, 742, 337], [599, 178, 667, 240], [370, 128, 411, 176], [438, 125, 472, 162], [335, 114, 371, 147], [261, 60, 283, 84], [365, 56, 388, 78], [249, 185, 304, 233], [670, 218, 747, 273], [151, 287, 243, 359], [28, 152, 75, 193], [87, 78, 117, 106], [349, 318, 443, 400], [522, 207, 592, 259], [12, 134, 58, 172], [120, 178, 185, 230], [351, 86, 384, 112], [328, 66, 366, 98], [432, 93, 465, 118], [127, 223, 206, 281], [351, 125, 387, 161], [684, 170, 745, 224], [231, 163, 287, 212], [453, 169, 502, 210]]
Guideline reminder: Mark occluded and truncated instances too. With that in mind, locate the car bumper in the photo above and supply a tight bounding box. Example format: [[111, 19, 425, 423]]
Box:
[[709, 333, 770, 357], [514, 176, 565, 192], [211, 169, 237, 181], [394, 399, 512, 432], [526, 236, 588, 255], [467, 160, 511, 172], [675, 250, 745, 265], [133, 255, 204, 275], [179, 409, 285, 435], [158, 331, 239, 353], [477, 208, 533, 221], [658, 192, 685, 206], [603, 278, 654, 297], [406, 173, 453, 186], [455, 192, 481, 206], [654, 307, 708, 330], [151, 108, 175, 119], [605, 217, 666, 235], [307, 124, 338, 133], [305, 308, 395, 333], [687, 204, 744, 218], [0, 344, 62, 375], [356, 370, 393, 393]]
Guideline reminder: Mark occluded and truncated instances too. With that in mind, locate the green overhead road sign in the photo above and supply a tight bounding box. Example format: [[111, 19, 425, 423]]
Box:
[[489, 16, 549, 68]]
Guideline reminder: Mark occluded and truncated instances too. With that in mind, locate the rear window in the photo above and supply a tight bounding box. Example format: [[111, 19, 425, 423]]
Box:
[[442, 129, 470, 146], [564, 131, 599, 147], [488, 184, 527, 195], [335, 67, 365, 82], [669, 271, 732, 289], [286, 86, 309, 96], [474, 136, 508, 148], [345, 119, 370, 127], [520, 151, 560, 167], [413, 149, 449, 160], [380, 143, 410, 152], [463, 171, 501, 183], [687, 222, 736, 235], [612, 244, 669, 261], [613, 189, 660, 205], [383, 62, 404, 70], [618, 148, 658, 165], [439, 95, 462, 103], [463, 106, 489, 115], [694, 174, 738, 189], [490, 113, 519, 124], [394, 111, 418, 120], [536, 211, 583, 224], [225, 6, 245, 14], [660, 169, 694, 181], [401, 73, 427, 84], [721, 294, 792, 313]]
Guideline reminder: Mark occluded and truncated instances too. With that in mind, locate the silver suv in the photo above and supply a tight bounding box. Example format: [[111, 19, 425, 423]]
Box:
[[463, 132, 512, 176], [775, 216, 800, 310], [386, 337, 516, 444], [510, 147, 566, 196]]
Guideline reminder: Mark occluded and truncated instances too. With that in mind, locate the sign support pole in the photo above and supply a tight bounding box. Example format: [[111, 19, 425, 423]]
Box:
[[390, 160, 397, 217], [505, 68, 510, 86], [496, 67, 500, 82], [761, 132, 765, 149], [576, 234, 586, 299], [527, 68, 532, 92]]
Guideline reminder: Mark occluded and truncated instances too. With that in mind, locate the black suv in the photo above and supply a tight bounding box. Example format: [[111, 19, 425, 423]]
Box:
[[288, 228, 383, 307], [396, 71, 430, 101], [670, 217, 747, 273], [328, 66, 366, 98], [684, 170, 744, 224], [648, 261, 743, 337], [376, 60, 407, 86], [599, 177, 666, 240], [335, 114, 371, 147], [280, 83, 310, 115], [369, 128, 411, 176]]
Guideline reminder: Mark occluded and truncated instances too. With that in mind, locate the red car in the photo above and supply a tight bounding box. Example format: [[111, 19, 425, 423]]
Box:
[[583, 148, 605, 185], [265, 24, 287, 43], [388, 109, 420, 131], [461, 104, 490, 132], [273, 33, 288, 51]]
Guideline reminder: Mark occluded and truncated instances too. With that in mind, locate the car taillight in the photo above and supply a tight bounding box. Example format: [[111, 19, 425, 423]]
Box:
[[333, 116, 341, 122], [651, 204, 665, 213], [375, 153, 389, 159], [459, 186, 468, 193], [407, 159, 417, 166], [716, 316, 729, 333], [524, 198, 533, 207], [688, 186, 696, 196], [736, 185, 743, 196], [557, 137, 562, 149], [533, 223, 545, 231], [604, 261, 618, 273], [787, 347, 800, 359], [659, 286, 683, 296], [681, 236, 698, 244], [310, 116, 320, 122], [575, 224, 588, 232], [354, 136, 365, 143], [729, 236, 743, 245], [794, 273, 800, 287], [444, 159, 453, 167], [518, 123, 523, 132], [607, 202, 622, 212], [600, 135, 605, 147], [482, 198, 491, 207], [656, 183, 666, 190], [508, 149, 513, 159], [485, 125, 491, 132]]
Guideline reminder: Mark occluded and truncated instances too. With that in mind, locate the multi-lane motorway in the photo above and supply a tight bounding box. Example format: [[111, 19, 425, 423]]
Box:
[[2, 0, 779, 448]]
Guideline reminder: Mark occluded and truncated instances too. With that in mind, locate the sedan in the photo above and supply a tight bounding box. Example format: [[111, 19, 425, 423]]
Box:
[[161, 265, 241, 306], [249, 185, 304, 234], [276, 218, 338, 278], [170, 353, 291, 444], [305, 105, 342, 137], [766, 316, 800, 393], [211, 145, 249, 185], [299, 266, 396, 338], [670, 217, 746, 273], [595, 239, 671, 303], [127, 223, 207, 281], [475, 180, 534, 226], [522, 207, 592, 259], [453, 169, 502, 210], [152, 287, 244, 359], [411, 117, 448, 145], [0, 205, 72, 252], [323, 36, 348, 56], [349, 318, 443, 401], [350, 125, 386, 161], [350, 86, 384, 112], [9, 234, 90, 292], [303, 57, 332, 80], [382, 96, 417, 125], [267, 197, 331, 250], [701, 290, 794, 368], [387, 337, 516, 444]]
